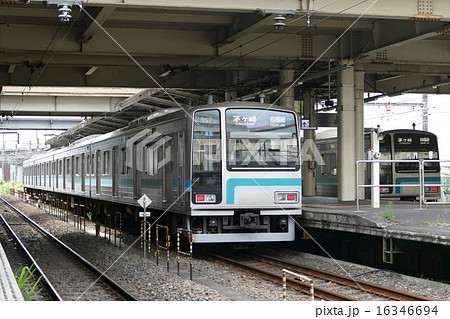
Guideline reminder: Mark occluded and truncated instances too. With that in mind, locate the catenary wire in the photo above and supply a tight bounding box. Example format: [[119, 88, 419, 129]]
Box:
[[167, 0, 372, 90]]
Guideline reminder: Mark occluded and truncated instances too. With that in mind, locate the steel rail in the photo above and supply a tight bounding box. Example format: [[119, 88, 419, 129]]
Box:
[[0, 197, 138, 301], [254, 253, 432, 301], [0, 213, 63, 301], [208, 253, 356, 301]]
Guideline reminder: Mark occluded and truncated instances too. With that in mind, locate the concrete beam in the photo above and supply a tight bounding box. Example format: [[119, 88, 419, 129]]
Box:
[[214, 14, 273, 48], [26, 0, 450, 19], [0, 93, 128, 116], [78, 6, 117, 44], [27, 0, 450, 19], [0, 117, 82, 130]]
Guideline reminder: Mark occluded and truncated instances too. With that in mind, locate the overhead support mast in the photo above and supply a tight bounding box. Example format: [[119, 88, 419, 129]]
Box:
[[354, 70, 365, 199], [302, 90, 316, 197]]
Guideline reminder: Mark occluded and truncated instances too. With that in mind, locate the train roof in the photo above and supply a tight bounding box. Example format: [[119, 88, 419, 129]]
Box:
[[316, 128, 437, 141], [24, 102, 296, 166]]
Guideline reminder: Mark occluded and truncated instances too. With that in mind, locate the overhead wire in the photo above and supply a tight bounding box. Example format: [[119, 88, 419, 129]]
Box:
[[14, 0, 385, 300], [72, 1, 198, 124], [1, 15, 68, 151], [166, 0, 372, 91], [161, 0, 341, 85], [66, 0, 382, 301], [10, 11, 81, 118]]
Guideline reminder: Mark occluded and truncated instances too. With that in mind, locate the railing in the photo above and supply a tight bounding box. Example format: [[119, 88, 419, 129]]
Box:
[[282, 269, 314, 301], [355, 159, 450, 211], [177, 228, 194, 280], [356, 159, 422, 211], [421, 159, 450, 205], [156, 224, 170, 272]]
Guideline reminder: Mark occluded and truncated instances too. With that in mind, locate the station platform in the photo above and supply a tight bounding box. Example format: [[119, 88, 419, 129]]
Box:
[[300, 197, 450, 246], [0, 242, 24, 301]]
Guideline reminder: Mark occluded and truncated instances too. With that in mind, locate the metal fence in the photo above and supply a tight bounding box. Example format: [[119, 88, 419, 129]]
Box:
[[421, 159, 450, 205], [355, 159, 450, 211]]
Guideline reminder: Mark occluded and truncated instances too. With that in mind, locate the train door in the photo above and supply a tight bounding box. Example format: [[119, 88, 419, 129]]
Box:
[[63, 159, 66, 189], [133, 144, 142, 199], [81, 153, 85, 192], [177, 131, 184, 207], [71, 156, 75, 191], [96, 150, 101, 194], [112, 146, 118, 197], [162, 134, 174, 204]]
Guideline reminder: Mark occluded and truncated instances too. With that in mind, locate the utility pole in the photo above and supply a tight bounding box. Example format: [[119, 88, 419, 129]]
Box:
[[422, 94, 428, 132]]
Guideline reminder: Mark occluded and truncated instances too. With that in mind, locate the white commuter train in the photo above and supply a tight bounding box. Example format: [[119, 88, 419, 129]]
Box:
[[23, 102, 302, 243]]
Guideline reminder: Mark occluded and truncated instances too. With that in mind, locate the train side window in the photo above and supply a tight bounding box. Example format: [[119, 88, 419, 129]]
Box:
[[75, 157, 81, 175], [66, 158, 71, 176], [87, 155, 90, 175], [96, 150, 101, 174], [103, 151, 110, 175], [91, 154, 95, 175], [145, 145, 155, 175], [121, 147, 129, 174]]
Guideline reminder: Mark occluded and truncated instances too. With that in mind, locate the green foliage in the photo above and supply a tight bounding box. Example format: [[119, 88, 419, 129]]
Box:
[[425, 211, 448, 226], [378, 201, 395, 221], [0, 180, 24, 194], [15, 264, 43, 301]]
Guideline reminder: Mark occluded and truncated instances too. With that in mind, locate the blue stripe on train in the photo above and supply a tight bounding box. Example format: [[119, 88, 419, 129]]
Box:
[[395, 176, 440, 194], [226, 178, 302, 204]]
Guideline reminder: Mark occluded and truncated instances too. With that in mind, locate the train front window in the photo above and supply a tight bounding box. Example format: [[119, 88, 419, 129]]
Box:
[[394, 133, 439, 172], [192, 109, 222, 203], [379, 134, 393, 184], [226, 109, 299, 170]]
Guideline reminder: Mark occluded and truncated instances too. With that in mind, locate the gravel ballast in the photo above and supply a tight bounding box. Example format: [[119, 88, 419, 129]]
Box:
[[1, 194, 449, 301]]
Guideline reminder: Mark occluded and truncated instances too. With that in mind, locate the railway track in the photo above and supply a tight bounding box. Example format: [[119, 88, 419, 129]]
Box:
[[209, 252, 432, 301], [254, 254, 432, 301], [0, 197, 137, 301]]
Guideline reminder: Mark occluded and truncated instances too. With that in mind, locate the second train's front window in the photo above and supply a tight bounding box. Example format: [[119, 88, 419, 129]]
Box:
[[226, 109, 299, 169]]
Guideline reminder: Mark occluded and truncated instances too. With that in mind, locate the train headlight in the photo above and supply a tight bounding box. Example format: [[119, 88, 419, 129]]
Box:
[[195, 194, 216, 203], [275, 192, 299, 203], [279, 217, 288, 229]]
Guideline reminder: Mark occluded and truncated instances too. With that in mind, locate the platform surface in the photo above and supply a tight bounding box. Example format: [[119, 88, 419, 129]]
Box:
[[0, 242, 24, 301], [301, 197, 450, 246]]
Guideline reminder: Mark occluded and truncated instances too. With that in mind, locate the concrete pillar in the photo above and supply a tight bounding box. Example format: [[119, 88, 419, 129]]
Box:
[[354, 70, 365, 199], [302, 90, 316, 196], [17, 165, 23, 184], [337, 67, 356, 201], [279, 69, 295, 110], [3, 163, 11, 181]]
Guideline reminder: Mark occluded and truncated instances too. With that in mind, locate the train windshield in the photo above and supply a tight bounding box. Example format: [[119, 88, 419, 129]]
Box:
[[394, 133, 439, 172], [192, 109, 222, 202], [226, 108, 299, 170]]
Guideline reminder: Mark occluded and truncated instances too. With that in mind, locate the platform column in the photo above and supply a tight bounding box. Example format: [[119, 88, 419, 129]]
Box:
[[279, 69, 295, 110], [354, 70, 365, 199], [302, 90, 316, 197], [337, 67, 356, 201]]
